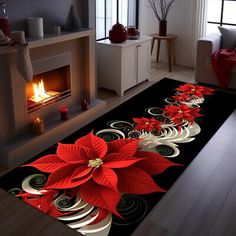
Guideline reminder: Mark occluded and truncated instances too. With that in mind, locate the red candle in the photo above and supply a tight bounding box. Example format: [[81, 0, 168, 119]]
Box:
[[32, 117, 44, 135], [60, 107, 69, 121], [81, 99, 89, 111]]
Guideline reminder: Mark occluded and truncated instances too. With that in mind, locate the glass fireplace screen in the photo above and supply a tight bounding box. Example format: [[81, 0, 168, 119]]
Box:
[[26, 65, 71, 113]]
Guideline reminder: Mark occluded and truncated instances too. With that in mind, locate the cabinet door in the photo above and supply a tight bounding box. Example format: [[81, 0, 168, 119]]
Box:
[[137, 41, 151, 83], [121, 45, 137, 92]]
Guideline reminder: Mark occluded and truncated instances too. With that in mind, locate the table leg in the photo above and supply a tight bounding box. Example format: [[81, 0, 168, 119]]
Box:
[[156, 39, 161, 63], [166, 40, 172, 72], [172, 39, 176, 65], [151, 38, 155, 54]]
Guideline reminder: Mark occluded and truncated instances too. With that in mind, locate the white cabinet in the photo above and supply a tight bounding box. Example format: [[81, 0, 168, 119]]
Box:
[[96, 36, 152, 96]]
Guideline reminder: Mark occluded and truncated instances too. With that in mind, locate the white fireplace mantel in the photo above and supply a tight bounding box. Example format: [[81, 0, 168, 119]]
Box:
[[0, 29, 95, 55], [0, 28, 106, 168]]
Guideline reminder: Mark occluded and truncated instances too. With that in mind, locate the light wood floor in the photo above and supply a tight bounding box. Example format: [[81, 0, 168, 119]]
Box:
[[149, 61, 195, 83], [97, 61, 195, 119], [98, 62, 195, 101]]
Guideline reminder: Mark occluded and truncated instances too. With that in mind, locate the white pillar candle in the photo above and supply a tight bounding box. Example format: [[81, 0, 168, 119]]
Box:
[[27, 17, 44, 38], [11, 30, 26, 44]]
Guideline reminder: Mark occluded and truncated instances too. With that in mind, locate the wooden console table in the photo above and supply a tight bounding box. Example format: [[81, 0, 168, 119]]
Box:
[[151, 33, 177, 72]]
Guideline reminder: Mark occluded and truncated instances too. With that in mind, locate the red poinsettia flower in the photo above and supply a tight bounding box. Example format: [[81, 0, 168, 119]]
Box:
[[133, 117, 162, 133], [24, 132, 178, 216], [17, 190, 72, 218], [172, 93, 192, 102], [176, 84, 214, 97], [163, 104, 203, 125], [199, 85, 214, 96]]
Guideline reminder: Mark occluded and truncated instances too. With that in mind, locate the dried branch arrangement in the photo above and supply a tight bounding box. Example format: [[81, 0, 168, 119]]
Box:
[[147, 0, 175, 21]]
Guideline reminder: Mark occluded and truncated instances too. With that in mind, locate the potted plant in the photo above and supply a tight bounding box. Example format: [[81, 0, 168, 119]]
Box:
[[147, 0, 175, 36]]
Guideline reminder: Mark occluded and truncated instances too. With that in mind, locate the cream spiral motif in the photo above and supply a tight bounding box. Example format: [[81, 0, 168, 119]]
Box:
[[9, 174, 112, 236]]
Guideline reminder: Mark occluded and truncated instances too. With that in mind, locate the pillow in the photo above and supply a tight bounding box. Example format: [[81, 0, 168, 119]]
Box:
[[218, 26, 236, 49]]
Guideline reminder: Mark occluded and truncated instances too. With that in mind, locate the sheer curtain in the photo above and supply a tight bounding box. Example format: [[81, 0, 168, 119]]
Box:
[[191, 0, 208, 67]]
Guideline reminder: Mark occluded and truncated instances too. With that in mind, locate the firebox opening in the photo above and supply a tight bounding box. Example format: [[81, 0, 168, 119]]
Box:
[[26, 65, 71, 113]]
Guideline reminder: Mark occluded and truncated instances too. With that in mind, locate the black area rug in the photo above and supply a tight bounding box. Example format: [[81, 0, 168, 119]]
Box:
[[0, 78, 236, 236]]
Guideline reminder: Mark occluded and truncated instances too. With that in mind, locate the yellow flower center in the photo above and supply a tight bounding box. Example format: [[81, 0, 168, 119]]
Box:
[[88, 158, 103, 168]]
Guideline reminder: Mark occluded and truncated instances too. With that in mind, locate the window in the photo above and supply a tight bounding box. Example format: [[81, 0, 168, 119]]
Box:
[[96, 0, 139, 40], [206, 0, 236, 34]]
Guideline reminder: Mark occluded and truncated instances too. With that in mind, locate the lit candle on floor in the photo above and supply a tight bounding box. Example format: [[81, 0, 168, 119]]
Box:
[[32, 117, 44, 135], [60, 107, 69, 121]]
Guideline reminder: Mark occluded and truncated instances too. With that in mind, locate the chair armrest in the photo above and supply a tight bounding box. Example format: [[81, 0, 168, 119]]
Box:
[[195, 33, 221, 83], [195, 33, 221, 71], [198, 33, 221, 55]]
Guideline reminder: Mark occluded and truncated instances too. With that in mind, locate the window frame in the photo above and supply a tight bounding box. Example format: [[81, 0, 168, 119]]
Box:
[[207, 0, 236, 27], [96, 0, 139, 41]]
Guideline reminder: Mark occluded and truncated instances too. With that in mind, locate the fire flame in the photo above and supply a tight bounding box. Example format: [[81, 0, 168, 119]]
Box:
[[32, 79, 51, 102], [30, 79, 59, 103]]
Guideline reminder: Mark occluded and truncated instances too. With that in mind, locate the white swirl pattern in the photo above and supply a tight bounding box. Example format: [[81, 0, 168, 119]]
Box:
[[95, 95, 203, 159], [20, 174, 112, 236]]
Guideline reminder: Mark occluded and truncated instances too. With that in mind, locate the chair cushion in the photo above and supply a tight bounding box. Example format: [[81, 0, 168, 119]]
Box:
[[218, 26, 236, 49]]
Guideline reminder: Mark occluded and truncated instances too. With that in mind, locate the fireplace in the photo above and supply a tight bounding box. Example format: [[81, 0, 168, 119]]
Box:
[[0, 30, 105, 168], [26, 56, 71, 113]]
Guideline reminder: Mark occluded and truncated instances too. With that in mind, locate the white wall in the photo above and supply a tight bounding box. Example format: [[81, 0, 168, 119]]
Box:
[[139, 0, 196, 68]]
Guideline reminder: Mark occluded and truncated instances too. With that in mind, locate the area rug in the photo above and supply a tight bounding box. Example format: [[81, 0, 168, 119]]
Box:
[[0, 78, 236, 236]]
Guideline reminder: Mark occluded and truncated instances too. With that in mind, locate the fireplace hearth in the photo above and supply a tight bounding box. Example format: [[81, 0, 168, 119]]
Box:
[[0, 30, 105, 168]]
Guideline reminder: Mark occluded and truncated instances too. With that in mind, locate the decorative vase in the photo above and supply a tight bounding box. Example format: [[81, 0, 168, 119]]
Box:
[[109, 22, 127, 43], [159, 20, 167, 36], [127, 26, 140, 40]]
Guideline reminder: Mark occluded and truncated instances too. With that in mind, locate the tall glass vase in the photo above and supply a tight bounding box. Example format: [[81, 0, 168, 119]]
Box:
[[159, 20, 167, 36]]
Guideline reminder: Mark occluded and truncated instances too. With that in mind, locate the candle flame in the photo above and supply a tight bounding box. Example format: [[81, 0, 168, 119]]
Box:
[[34, 117, 42, 123]]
